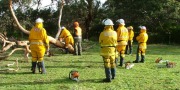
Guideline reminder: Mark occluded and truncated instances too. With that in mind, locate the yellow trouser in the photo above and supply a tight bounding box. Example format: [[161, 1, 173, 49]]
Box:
[[30, 44, 46, 62], [102, 55, 116, 68], [65, 36, 74, 48], [116, 45, 126, 57], [138, 43, 147, 55], [138, 48, 146, 55]]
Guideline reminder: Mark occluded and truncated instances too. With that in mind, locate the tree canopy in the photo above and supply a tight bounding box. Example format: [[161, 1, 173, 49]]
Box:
[[0, 0, 179, 44]]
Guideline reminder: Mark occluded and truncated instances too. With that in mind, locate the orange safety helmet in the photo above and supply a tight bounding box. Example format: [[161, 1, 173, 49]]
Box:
[[74, 22, 79, 27]]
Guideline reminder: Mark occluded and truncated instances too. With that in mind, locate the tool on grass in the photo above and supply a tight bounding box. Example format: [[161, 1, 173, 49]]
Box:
[[125, 61, 134, 69], [155, 57, 176, 68], [69, 70, 79, 82]]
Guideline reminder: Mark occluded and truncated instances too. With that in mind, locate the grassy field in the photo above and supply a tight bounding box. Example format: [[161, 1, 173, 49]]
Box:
[[0, 41, 180, 90]]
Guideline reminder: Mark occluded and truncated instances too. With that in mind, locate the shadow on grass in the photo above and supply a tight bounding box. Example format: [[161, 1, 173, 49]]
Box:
[[0, 76, 103, 87], [71, 60, 102, 64], [0, 78, 73, 86], [46, 65, 103, 69], [15, 64, 103, 71], [0, 71, 33, 74], [78, 79, 103, 83], [50, 60, 102, 63], [52, 77, 102, 84]]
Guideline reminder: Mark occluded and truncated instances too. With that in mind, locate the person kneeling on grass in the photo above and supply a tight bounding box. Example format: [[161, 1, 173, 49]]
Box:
[[59, 26, 74, 54], [99, 19, 117, 82]]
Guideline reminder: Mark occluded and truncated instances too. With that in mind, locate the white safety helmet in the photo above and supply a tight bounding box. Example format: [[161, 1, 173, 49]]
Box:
[[116, 19, 125, 25], [61, 26, 65, 30], [139, 26, 146, 30], [127, 26, 133, 30], [102, 19, 106, 25], [35, 18, 44, 23], [102, 19, 114, 25]]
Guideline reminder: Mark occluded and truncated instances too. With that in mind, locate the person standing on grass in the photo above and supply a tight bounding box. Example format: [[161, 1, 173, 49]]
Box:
[[29, 18, 49, 74], [73, 22, 82, 55], [125, 26, 134, 55], [99, 19, 117, 82], [116, 19, 129, 67], [59, 26, 74, 54], [133, 26, 148, 63]]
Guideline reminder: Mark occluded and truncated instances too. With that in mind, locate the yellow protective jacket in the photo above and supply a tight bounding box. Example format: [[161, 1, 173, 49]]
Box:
[[128, 30, 134, 41], [60, 28, 72, 39], [59, 28, 74, 46], [99, 27, 117, 56], [116, 25, 128, 45], [136, 30, 148, 49], [29, 26, 49, 51], [74, 26, 82, 37]]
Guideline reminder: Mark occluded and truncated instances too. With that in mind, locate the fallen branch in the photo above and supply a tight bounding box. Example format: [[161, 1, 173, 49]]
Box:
[[0, 48, 29, 62], [0, 58, 19, 72], [82, 43, 96, 51]]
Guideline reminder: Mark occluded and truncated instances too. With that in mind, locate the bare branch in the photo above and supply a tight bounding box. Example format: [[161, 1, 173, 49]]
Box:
[[55, 0, 65, 39], [9, 0, 30, 34]]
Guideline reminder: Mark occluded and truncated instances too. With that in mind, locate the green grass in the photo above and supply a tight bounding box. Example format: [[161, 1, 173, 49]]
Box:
[[0, 42, 180, 90]]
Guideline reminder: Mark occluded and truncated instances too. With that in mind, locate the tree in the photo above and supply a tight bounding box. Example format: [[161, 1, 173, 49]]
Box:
[[103, 0, 180, 44], [1, 0, 179, 44]]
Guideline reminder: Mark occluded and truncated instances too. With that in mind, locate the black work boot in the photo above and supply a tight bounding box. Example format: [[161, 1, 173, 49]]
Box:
[[38, 61, 46, 74], [103, 78, 111, 82], [31, 62, 37, 74], [65, 48, 69, 54], [133, 53, 140, 63], [111, 68, 116, 79], [119, 56, 124, 67], [129, 47, 132, 55], [37, 62, 41, 73], [125, 45, 128, 54], [103, 68, 111, 82], [140, 55, 145, 63]]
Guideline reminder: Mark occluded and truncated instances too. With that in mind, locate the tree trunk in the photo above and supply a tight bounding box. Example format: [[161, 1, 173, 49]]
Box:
[[85, 0, 93, 39], [55, 0, 65, 39]]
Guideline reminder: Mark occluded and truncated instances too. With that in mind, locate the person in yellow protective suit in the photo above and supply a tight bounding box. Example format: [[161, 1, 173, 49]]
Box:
[[29, 18, 49, 74], [125, 26, 134, 55], [133, 26, 148, 63], [73, 22, 82, 55], [116, 19, 129, 66], [99, 19, 117, 82], [59, 27, 74, 54]]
